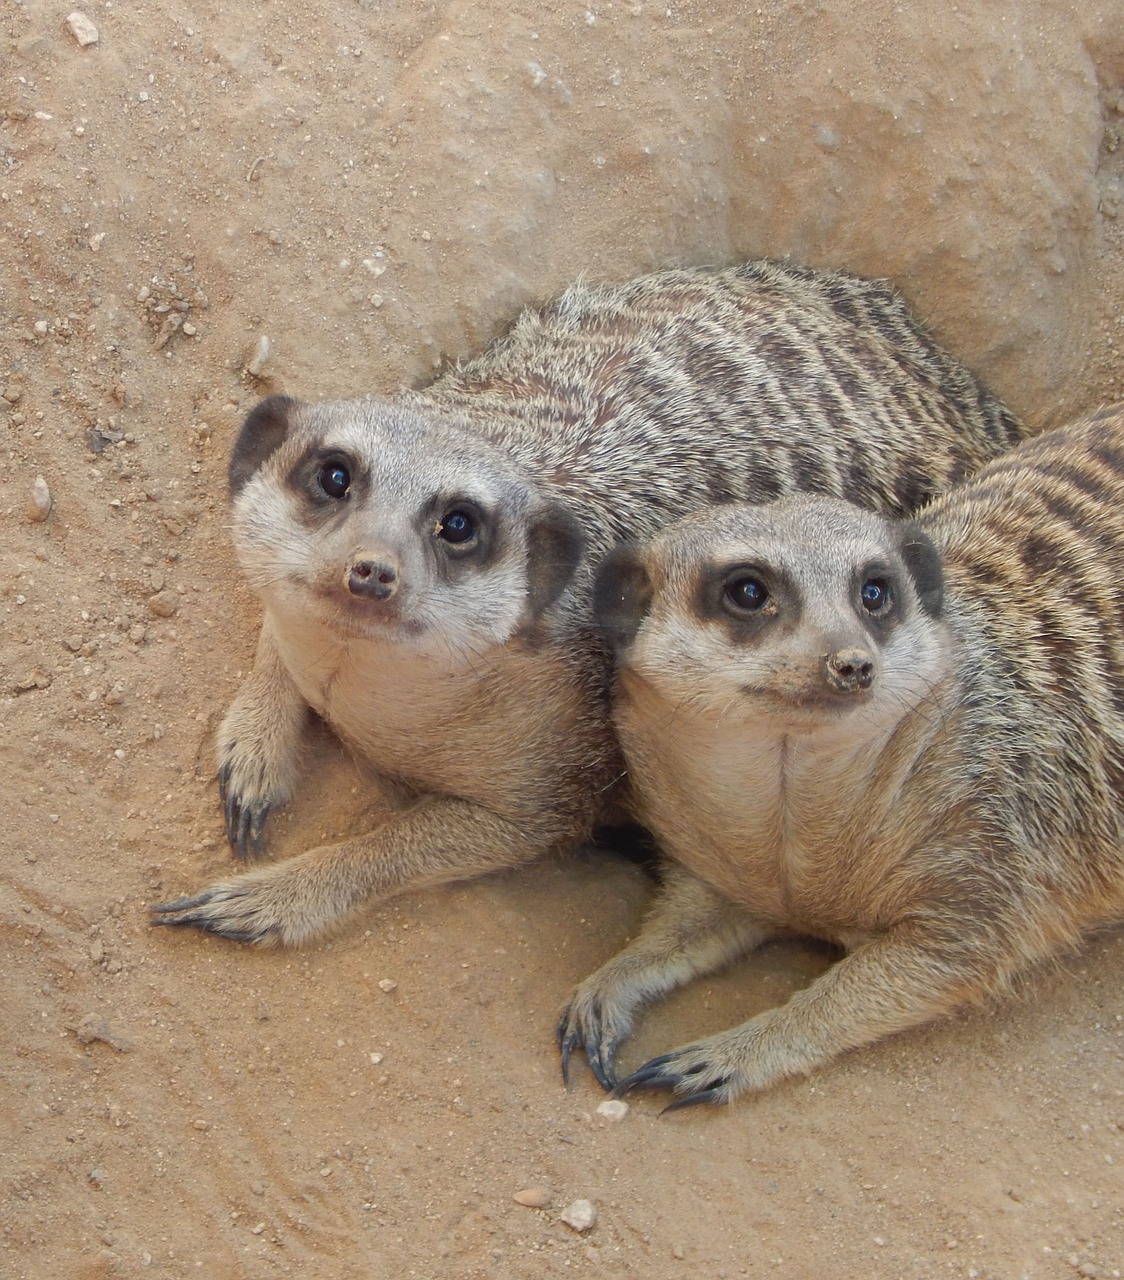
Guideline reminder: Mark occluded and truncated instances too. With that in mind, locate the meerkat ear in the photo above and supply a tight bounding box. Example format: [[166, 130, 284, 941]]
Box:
[[594, 544, 653, 654], [898, 522, 944, 619], [525, 501, 586, 619], [229, 396, 301, 496]]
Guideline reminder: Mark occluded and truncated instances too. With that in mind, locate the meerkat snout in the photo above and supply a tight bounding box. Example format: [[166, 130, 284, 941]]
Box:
[[346, 554, 400, 601], [823, 646, 875, 693]]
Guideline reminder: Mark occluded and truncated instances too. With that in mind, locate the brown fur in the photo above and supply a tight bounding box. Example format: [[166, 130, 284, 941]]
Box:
[[560, 405, 1124, 1107], [150, 259, 1022, 946]]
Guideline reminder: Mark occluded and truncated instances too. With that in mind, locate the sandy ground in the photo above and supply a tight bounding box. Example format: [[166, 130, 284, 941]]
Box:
[[3, 1, 1123, 1277]]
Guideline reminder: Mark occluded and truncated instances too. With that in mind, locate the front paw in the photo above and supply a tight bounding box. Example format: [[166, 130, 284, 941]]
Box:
[[615, 1016, 788, 1110], [150, 856, 336, 947], [216, 697, 302, 860], [556, 978, 643, 1092], [615, 1043, 737, 1111], [218, 759, 277, 862]]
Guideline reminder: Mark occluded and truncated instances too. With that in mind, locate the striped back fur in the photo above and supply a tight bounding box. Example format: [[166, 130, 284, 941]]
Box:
[[919, 402, 1124, 883], [421, 260, 1025, 552]]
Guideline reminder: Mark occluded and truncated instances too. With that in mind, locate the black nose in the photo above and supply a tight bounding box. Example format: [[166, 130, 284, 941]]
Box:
[[823, 647, 875, 693], [347, 558, 399, 601]]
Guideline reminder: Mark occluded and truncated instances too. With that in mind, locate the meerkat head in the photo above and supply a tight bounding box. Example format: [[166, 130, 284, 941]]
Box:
[[227, 395, 584, 657], [595, 496, 948, 736]]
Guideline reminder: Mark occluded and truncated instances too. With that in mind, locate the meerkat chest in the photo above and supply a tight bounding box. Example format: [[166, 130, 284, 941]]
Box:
[[268, 611, 504, 783], [265, 609, 594, 814], [625, 713, 892, 929]]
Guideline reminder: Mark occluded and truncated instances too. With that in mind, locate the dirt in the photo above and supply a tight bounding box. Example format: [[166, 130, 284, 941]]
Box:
[[2, 2, 1123, 1277]]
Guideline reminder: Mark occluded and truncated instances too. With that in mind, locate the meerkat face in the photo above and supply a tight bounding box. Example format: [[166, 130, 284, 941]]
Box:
[[227, 396, 584, 657], [596, 496, 948, 737]]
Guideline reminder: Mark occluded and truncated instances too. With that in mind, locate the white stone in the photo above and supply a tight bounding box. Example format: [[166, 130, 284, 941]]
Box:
[[559, 1199, 597, 1232], [66, 12, 100, 47], [595, 1099, 630, 1121]]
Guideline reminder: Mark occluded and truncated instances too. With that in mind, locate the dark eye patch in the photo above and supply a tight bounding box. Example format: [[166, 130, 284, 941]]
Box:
[[426, 496, 495, 567], [288, 446, 364, 510], [698, 561, 794, 633]]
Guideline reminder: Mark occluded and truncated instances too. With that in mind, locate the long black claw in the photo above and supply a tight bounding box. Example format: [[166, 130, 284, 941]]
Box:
[[149, 898, 268, 943], [150, 891, 218, 916], [556, 1000, 620, 1092], [235, 807, 252, 860], [586, 1046, 618, 1093], [614, 1053, 676, 1096], [229, 796, 270, 862], [248, 806, 268, 858], [218, 763, 270, 860], [660, 1087, 726, 1114]]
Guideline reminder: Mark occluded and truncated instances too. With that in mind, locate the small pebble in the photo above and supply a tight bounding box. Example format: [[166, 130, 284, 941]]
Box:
[[66, 12, 99, 46], [559, 1199, 597, 1233], [89, 940, 105, 964], [192, 1119, 209, 1131], [26, 476, 52, 522], [512, 1187, 551, 1209], [15, 670, 51, 692], [33, 320, 49, 337], [377, 978, 397, 993], [147, 590, 179, 619], [596, 1099, 629, 1122], [250, 1222, 266, 1236]]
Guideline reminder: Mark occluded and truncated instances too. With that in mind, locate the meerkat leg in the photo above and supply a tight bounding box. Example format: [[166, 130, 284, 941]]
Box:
[[151, 796, 569, 945], [616, 917, 1001, 1108], [216, 620, 309, 860], [557, 866, 774, 1091]]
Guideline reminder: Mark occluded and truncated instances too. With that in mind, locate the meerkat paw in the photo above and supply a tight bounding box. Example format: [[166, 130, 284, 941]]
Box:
[[614, 1012, 803, 1110], [150, 855, 347, 946], [556, 979, 645, 1092], [216, 689, 305, 861], [217, 754, 285, 862], [557, 887, 771, 1093]]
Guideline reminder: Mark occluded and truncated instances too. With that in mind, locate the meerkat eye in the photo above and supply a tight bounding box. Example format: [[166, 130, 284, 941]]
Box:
[[316, 460, 351, 500], [436, 508, 479, 548], [724, 576, 769, 612], [860, 578, 892, 613]]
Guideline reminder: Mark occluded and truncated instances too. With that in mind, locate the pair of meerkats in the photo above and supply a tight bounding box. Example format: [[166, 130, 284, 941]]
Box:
[[154, 259, 1124, 1109]]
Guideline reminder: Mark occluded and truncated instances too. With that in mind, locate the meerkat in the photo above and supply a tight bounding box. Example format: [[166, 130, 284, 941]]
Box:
[[558, 403, 1124, 1109], [150, 259, 1024, 946]]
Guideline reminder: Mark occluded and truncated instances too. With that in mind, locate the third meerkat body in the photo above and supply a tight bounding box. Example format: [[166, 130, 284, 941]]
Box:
[[151, 259, 1022, 946], [561, 405, 1124, 1107]]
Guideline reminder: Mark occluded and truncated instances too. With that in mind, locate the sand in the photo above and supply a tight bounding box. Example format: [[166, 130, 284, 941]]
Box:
[[2, 1, 1122, 1276]]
